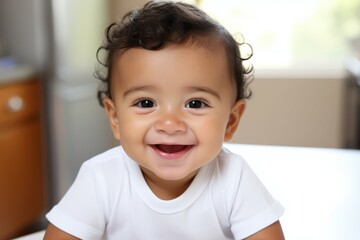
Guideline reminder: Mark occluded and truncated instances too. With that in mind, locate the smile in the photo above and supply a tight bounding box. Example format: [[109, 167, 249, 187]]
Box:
[[150, 144, 193, 160]]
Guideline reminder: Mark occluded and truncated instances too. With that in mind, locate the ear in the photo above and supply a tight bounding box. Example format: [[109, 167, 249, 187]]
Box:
[[103, 98, 121, 140], [224, 100, 246, 141]]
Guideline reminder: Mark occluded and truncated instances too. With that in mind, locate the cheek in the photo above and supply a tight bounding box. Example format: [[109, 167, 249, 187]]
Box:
[[190, 116, 228, 162], [191, 114, 229, 139], [118, 111, 152, 139]]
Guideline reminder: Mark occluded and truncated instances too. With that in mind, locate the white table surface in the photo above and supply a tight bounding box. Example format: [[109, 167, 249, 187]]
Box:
[[15, 144, 360, 240], [225, 143, 360, 240]]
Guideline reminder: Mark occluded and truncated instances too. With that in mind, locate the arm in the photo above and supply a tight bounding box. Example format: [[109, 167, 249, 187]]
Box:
[[43, 224, 80, 240], [244, 221, 285, 240]]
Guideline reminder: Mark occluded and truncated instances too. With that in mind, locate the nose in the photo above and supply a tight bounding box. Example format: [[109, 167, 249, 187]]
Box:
[[154, 111, 187, 135]]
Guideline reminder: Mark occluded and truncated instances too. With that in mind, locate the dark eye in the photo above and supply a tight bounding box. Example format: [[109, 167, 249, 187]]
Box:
[[135, 99, 155, 108], [186, 100, 207, 109]]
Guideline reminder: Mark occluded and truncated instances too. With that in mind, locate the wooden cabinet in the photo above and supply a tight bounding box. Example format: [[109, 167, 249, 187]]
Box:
[[0, 77, 45, 240]]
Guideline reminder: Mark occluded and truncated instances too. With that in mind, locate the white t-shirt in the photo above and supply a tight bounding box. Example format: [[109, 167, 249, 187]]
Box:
[[46, 146, 284, 240]]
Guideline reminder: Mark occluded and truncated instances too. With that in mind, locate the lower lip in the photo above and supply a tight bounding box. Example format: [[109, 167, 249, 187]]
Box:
[[150, 145, 193, 160]]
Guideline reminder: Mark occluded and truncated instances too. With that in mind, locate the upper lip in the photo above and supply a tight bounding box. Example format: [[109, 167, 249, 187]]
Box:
[[149, 144, 194, 148], [148, 143, 195, 147]]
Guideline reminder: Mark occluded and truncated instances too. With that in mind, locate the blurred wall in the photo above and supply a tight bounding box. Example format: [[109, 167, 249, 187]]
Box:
[[232, 72, 347, 148]]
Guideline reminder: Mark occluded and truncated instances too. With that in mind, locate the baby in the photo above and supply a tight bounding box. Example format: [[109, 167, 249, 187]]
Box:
[[44, 1, 284, 239]]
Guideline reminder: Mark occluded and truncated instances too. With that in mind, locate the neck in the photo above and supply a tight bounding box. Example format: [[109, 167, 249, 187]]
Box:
[[140, 167, 197, 200]]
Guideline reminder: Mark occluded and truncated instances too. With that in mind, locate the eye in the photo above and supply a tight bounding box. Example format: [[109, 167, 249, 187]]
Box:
[[134, 99, 156, 108], [186, 99, 208, 109]]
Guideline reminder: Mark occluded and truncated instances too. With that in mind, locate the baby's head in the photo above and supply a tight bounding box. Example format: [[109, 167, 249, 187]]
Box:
[[96, 1, 252, 106], [97, 1, 254, 184]]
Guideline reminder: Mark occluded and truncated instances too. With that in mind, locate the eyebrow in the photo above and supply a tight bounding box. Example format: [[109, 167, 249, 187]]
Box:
[[186, 86, 221, 100], [122, 85, 156, 98], [122, 84, 221, 100]]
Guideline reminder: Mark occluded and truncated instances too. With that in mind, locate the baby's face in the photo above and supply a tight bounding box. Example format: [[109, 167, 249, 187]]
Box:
[[104, 43, 245, 185]]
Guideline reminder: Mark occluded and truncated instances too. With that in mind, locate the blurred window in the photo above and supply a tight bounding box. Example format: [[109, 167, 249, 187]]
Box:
[[173, 0, 360, 71]]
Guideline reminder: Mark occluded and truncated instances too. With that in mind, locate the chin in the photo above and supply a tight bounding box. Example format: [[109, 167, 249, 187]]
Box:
[[156, 172, 189, 181], [154, 167, 198, 182]]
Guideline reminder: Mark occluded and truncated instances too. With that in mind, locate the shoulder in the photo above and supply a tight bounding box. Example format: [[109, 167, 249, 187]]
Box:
[[211, 146, 271, 213], [84, 146, 125, 166], [210, 147, 252, 208], [81, 146, 126, 175], [212, 147, 284, 239], [214, 146, 250, 180], [75, 146, 130, 194], [213, 146, 269, 196]]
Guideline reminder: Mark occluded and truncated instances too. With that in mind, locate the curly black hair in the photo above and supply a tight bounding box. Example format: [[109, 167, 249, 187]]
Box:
[[95, 1, 253, 107]]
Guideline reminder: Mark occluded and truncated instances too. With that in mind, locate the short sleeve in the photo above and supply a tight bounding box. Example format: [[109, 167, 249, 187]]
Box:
[[46, 162, 106, 240], [229, 159, 284, 239]]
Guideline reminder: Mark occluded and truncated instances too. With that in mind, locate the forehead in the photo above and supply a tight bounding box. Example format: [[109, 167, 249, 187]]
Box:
[[114, 40, 230, 78], [110, 41, 236, 100]]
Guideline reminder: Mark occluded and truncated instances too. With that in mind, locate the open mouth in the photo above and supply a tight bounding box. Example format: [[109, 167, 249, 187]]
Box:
[[155, 144, 188, 154], [150, 144, 193, 159]]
